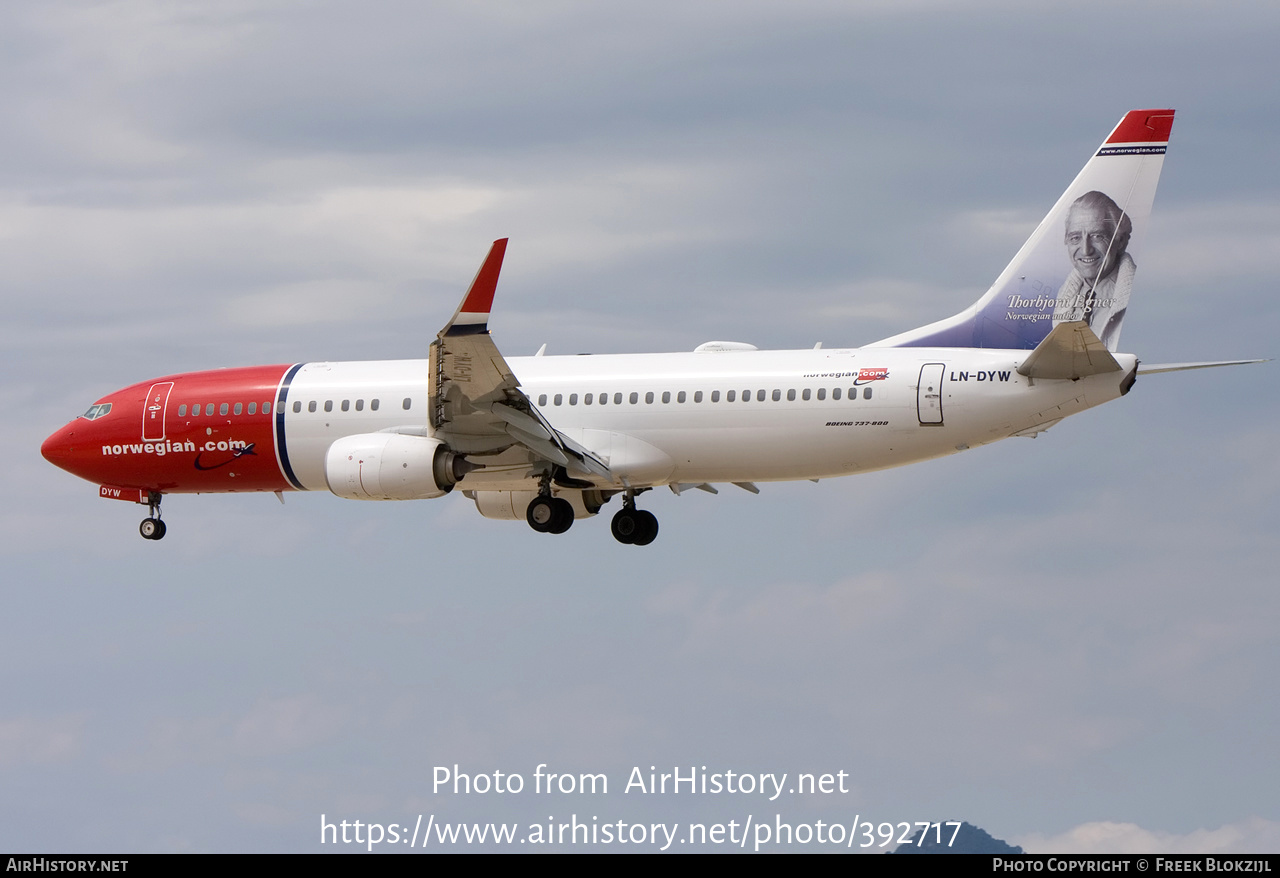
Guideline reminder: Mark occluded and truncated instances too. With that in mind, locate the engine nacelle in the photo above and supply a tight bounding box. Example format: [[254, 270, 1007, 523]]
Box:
[[324, 433, 466, 500], [471, 489, 606, 521]]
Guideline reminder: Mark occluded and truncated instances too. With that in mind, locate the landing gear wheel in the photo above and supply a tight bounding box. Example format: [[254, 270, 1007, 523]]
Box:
[[527, 496, 557, 533], [612, 507, 658, 545], [139, 491, 166, 540], [611, 509, 637, 544], [548, 498, 574, 534], [631, 510, 658, 546]]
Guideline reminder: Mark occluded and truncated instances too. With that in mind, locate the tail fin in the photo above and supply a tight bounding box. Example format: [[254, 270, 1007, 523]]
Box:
[[872, 109, 1175, 352]]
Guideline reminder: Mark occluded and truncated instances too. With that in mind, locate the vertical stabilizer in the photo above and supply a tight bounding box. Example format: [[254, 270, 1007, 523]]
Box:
[[871, 109, 1174, 352]]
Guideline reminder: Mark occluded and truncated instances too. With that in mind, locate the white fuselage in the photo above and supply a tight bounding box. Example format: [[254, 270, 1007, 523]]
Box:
[[277, 346, 1136, 493]]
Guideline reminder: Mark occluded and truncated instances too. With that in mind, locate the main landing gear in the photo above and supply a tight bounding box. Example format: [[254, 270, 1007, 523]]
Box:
[[526, 475, 575, 535], [526, 494, 575, 534], [611, 494, 658, 546], [139, 492, 166, 541], [524, 481, 659, 545]]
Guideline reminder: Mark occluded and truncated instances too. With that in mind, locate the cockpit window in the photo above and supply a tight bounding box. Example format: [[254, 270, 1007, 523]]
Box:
[[81, 403, 112, 420]]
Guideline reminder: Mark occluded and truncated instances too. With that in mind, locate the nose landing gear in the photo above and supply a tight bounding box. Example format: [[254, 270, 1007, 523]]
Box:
[[139, 491, 166, 540]]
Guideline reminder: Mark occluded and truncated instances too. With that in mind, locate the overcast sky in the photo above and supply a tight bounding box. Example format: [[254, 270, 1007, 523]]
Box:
[[3, 0, 1278, 853]]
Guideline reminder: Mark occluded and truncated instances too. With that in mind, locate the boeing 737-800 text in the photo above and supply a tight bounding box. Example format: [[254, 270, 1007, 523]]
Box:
[[40, 109, 1261, 544]]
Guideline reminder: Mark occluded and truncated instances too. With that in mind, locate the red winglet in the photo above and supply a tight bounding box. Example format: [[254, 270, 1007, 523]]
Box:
[[459, 238, 508, 317], [1107, 109, 1176, 144]]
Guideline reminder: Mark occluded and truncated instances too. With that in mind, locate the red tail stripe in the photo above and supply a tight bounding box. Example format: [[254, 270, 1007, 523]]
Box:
[[1106, 109, 1176, 144]]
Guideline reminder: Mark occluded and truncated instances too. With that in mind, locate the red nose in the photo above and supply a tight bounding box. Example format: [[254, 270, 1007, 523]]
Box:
[[41, 424, 76, 470]]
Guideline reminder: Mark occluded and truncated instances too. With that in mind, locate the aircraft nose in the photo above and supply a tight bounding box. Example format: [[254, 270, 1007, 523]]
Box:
[[41, 423, 77, 471]]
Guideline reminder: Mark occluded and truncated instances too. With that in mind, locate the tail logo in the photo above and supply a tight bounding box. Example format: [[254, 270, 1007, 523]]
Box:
[[877, 109, 1173, 355]]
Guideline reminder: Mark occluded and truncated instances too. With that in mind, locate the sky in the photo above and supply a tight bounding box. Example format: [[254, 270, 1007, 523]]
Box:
[[3, 0, 1278, 854]]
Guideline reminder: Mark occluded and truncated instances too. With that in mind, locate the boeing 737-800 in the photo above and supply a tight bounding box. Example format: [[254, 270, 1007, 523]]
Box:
[[40, 109, 1261, 545]]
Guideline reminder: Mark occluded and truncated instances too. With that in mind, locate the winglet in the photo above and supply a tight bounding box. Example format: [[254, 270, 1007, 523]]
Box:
[[443, 238, 508, 336]]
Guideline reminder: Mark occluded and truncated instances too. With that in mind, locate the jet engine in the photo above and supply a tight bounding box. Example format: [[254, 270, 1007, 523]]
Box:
[[324, 433, 470, 500]]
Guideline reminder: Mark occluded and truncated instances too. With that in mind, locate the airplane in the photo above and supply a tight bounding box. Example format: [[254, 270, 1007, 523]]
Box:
[[41, 108, 1263, 545]]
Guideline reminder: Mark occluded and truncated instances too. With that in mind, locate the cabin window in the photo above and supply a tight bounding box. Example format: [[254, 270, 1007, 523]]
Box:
[[679, 391, 687, 403], [263, 402, 271, 415], [645, 391, 654, 404], [341, 400, 349, 412], [294, 401, 302, 413], [693, 391, 701, 403], [322, 400, 332, 413], [757, 389, 766, 402], [569, 393, 578, 405], [864, 387, 873, 399], [597, 393, 606, 405], [307, 401, 316, 412], [554, 394, 563, 406], [711, 390, 720, 402], [538, 394, 547, 406], [630, 392, 639, 404], [371, 399, 380, 411], [832, 388, 842, 400], [584, 393, 593, 405], [247, 402, 256, 415], [217, 403, 227, 416], [402, 398, 412, 410], [355, 399, 363, 411], [615, 393, 623, 405], [234, 402, 243, 415], [772, 389, 781, 402], [662, 391, 670, 403], [787, 389, 796, 401], [191, 404, 200, 417], [817, 388, 826, 400], [802, 388, 811, 401], [206, 404, 215, 416], [726, 390, 735, 402]]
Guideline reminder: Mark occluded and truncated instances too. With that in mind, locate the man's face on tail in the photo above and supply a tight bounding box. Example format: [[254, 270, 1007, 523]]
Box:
[[1065, 203, 1124, 284]]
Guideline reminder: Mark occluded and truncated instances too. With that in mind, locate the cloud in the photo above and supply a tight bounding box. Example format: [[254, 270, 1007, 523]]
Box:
[[1019, 818, 1280, 855], [0, 714, 85, 768], [232, 694, 347, 757]]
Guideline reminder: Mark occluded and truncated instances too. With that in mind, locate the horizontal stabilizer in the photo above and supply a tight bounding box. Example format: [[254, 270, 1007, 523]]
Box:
[[1016, 321, 1122, 380], [1137, 359, 1268, 374]]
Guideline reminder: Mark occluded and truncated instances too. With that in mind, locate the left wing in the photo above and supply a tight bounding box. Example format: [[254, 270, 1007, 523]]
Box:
[[426, 239, 612, 481]]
